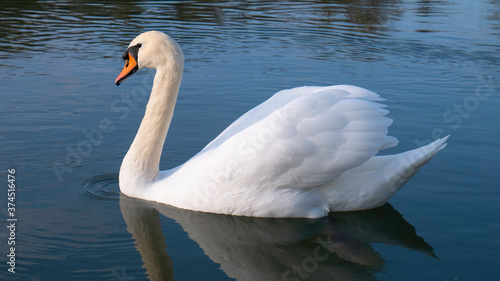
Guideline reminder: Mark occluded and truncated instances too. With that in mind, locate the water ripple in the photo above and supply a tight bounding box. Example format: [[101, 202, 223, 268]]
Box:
[[76, 173, 121, 202]]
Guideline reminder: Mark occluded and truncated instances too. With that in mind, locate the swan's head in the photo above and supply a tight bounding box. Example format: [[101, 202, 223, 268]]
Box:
[[115, 31, 184, 86]]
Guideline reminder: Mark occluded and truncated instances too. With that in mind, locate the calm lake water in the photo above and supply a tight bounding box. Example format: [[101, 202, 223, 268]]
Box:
[[1, 0, 499, 280]]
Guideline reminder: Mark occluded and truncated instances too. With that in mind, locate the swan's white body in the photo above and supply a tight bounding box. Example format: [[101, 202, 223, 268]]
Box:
[[117, 31, 448, 218]]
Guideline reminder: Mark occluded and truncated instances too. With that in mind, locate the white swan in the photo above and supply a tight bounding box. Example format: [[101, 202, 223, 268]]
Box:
[[115, 31, 448, 218]]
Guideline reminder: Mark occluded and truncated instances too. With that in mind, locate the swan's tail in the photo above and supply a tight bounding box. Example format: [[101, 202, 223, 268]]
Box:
[[382, 135, 449, 192], [326, 135, 449, 211]]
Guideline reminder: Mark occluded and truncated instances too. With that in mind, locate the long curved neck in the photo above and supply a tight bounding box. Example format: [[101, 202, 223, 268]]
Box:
[[120, 64, 183, 194]]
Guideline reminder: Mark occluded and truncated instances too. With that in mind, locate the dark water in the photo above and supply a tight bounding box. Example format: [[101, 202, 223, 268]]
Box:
[[1, 0, 499, 280]]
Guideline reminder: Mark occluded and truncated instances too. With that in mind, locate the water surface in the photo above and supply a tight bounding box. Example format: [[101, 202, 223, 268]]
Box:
[[1, 1, 499, 280]]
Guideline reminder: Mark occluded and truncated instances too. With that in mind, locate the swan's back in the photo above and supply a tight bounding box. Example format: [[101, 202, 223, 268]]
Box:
[[195, 85, 398, 188]]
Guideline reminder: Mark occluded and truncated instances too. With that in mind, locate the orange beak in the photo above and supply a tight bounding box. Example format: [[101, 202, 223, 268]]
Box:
[[115, 53, 138, 86]]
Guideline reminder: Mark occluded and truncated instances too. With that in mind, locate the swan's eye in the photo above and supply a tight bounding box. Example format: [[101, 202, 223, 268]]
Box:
[[121, 43, 142, 61]]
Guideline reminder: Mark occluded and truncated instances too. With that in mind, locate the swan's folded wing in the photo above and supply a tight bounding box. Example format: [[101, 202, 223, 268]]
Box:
[[196, 85, 398, 190]]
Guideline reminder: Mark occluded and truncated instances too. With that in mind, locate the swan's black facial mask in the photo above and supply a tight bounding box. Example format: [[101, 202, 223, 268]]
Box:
[[115, 43, 142, 86]]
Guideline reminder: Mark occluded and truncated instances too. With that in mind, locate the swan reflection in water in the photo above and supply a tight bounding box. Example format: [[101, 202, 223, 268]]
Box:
[[119, 194, 436, 281]]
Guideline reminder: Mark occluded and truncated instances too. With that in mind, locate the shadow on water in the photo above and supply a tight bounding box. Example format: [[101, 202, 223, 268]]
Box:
[[119, 194, 436, 281]]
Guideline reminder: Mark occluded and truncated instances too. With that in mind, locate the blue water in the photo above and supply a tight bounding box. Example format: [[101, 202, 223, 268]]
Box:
[[1, 1, 499, 280]]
